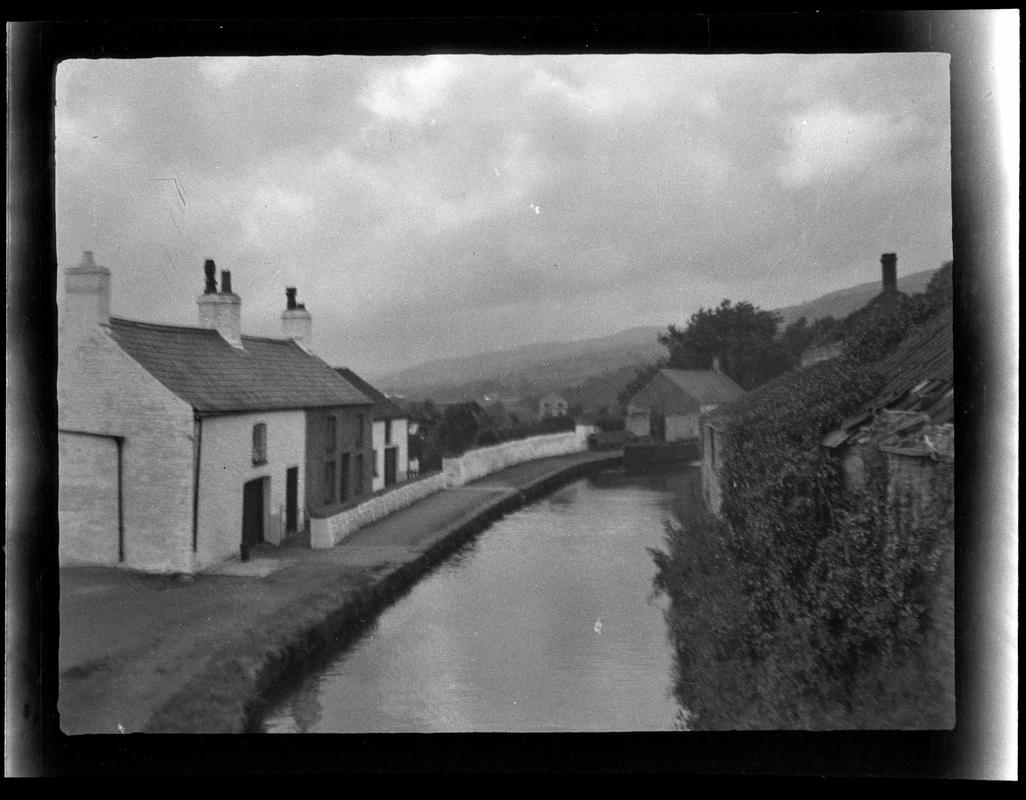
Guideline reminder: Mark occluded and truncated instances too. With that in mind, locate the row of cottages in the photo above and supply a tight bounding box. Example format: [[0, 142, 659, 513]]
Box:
[[334, 368, 410, 491], [57, 252, 408, 574], [701, 305, 953, 518], [625, 365, 746, 442]]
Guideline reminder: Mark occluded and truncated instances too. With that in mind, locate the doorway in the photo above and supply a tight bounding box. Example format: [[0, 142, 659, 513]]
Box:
[[384, 446, 398, 487], [242, 478, 266, 558], [285, 467, 298, 534]]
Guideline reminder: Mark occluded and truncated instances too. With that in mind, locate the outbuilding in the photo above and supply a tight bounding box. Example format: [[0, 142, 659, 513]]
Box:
[[625, 368, 745, 442]]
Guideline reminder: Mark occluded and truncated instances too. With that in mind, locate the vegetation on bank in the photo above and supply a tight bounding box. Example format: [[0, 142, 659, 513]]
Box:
[[650, 266, 955, 729]]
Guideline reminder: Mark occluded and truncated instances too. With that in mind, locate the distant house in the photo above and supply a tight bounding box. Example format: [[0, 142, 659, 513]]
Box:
[[626, 368, 746, 443], [58, 253, 373, 574], [538, 393, 569, 420], [335, 368, 411, 492]]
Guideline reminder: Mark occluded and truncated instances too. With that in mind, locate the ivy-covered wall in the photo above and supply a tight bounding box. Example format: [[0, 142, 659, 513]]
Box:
[[653, 353, 954, 729]]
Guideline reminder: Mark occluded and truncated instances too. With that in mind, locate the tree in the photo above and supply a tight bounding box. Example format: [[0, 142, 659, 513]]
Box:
[[778, 315, 841, 365], [659, 299, 792, 391]]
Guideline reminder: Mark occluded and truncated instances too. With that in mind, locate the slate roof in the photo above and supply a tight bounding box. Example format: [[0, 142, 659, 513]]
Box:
[[107, 317, 372, 414], [659, 369, 747, 405], [627, 369, 746, 416], [823, 306, 953, 448], [334, 368, 406, 421]]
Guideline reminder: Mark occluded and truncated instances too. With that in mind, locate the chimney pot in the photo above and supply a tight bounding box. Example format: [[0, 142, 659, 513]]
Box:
[[197, 262, 242, 347], [203, 259, 218, 294], [881, 253, 898, 294], [281, 288, 313, 350]]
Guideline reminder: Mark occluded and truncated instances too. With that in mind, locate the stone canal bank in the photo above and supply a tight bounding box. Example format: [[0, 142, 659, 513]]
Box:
[[58, 450, 621, 734]]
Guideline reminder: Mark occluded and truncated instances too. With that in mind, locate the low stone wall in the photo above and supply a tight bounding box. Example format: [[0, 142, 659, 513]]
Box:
[[442, 425, 594, 487], [309, 471, 448, 549], [308, 426, 595, 548]]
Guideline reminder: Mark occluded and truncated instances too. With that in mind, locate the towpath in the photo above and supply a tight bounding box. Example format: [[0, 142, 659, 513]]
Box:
[[58, 450, 619, 734]]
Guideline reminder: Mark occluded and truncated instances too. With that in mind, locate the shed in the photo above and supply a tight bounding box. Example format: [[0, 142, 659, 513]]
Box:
[[625, 368, 746, 442]]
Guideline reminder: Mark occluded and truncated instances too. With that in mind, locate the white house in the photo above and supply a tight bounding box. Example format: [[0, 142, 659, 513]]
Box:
[[57, 253, 372, 574], [538, 393, 569, 420], [334, 368, 410, 492]]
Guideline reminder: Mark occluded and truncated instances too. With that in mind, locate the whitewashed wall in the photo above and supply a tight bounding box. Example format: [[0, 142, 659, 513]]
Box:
[[58, 325, 196, 573], [309, 471, 448, 548], [310, 425, 595, 548], [371, 417, 410, 493], [442, 425, 594, 487], [665, 413, 700, 442], [196, 410, 306, 568]]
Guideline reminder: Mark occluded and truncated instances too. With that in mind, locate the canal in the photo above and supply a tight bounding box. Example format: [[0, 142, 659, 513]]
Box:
[[256, 466, 693, 733]]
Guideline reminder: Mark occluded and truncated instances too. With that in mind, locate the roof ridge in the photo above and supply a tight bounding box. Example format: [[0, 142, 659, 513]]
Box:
[[109, 316, 217, 334]]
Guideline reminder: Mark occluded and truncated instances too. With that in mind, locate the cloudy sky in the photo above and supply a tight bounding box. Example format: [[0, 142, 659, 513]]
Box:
[[55, 53, 952, 377]]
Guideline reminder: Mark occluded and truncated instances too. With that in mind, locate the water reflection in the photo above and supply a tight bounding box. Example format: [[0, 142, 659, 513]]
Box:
[[259, 467, 690, 733]]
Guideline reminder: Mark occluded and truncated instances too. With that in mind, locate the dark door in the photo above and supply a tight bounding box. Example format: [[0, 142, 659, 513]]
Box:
[[285, 467, 298, 533], [242, 478, 265, 555], [384, 446, 398, 487], [651, 412, 666, 442]]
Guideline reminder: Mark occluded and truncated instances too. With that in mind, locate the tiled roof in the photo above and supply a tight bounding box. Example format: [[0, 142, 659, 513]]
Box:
[[659, 369, 748, 405], [824, 306, 953, 447], [107, 318, 372, 414], [334, 368, 406, 420]]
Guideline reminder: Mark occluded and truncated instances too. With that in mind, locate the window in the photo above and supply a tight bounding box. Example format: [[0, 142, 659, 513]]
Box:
[[355, 453, 364, 495], [340, 452, 350, 501], [252, 423, 267, 465], [325, 415, 337, 452], [384, 418, 392, 445], [373, 449, 379, 478], [356, 414, 365, 448], [324, 460, 336, 503]]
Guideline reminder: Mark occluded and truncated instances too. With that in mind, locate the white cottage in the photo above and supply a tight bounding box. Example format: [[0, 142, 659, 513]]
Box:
[[57, 253, 372, 573]]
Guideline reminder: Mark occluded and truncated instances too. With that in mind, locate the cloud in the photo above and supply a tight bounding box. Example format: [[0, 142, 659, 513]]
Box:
[[361, 55, 460, 124], [777, 104, 929, 188], [55, 53, 953, 376]]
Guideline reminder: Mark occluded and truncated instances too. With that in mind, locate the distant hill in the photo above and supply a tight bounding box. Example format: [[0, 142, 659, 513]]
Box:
[[376, 326, 665, 409], [775, 268, 939, 327], [375, 267, 943, 415]]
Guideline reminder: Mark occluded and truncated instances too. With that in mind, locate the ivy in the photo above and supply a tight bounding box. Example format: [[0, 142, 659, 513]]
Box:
[[652, 348, 954, 729]]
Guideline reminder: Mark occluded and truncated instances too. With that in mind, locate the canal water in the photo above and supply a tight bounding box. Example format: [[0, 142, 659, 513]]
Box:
[[257, 466, 693, 733]]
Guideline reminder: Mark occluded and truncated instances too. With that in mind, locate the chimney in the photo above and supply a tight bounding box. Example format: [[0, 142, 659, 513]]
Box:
[[63, 250, 111, 336], [281, 286, 313, 350], [197, 259, 243, 347], [712, 355, 723, 374], [881, 252, 898, 294], [203, 259, 217, 294]]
